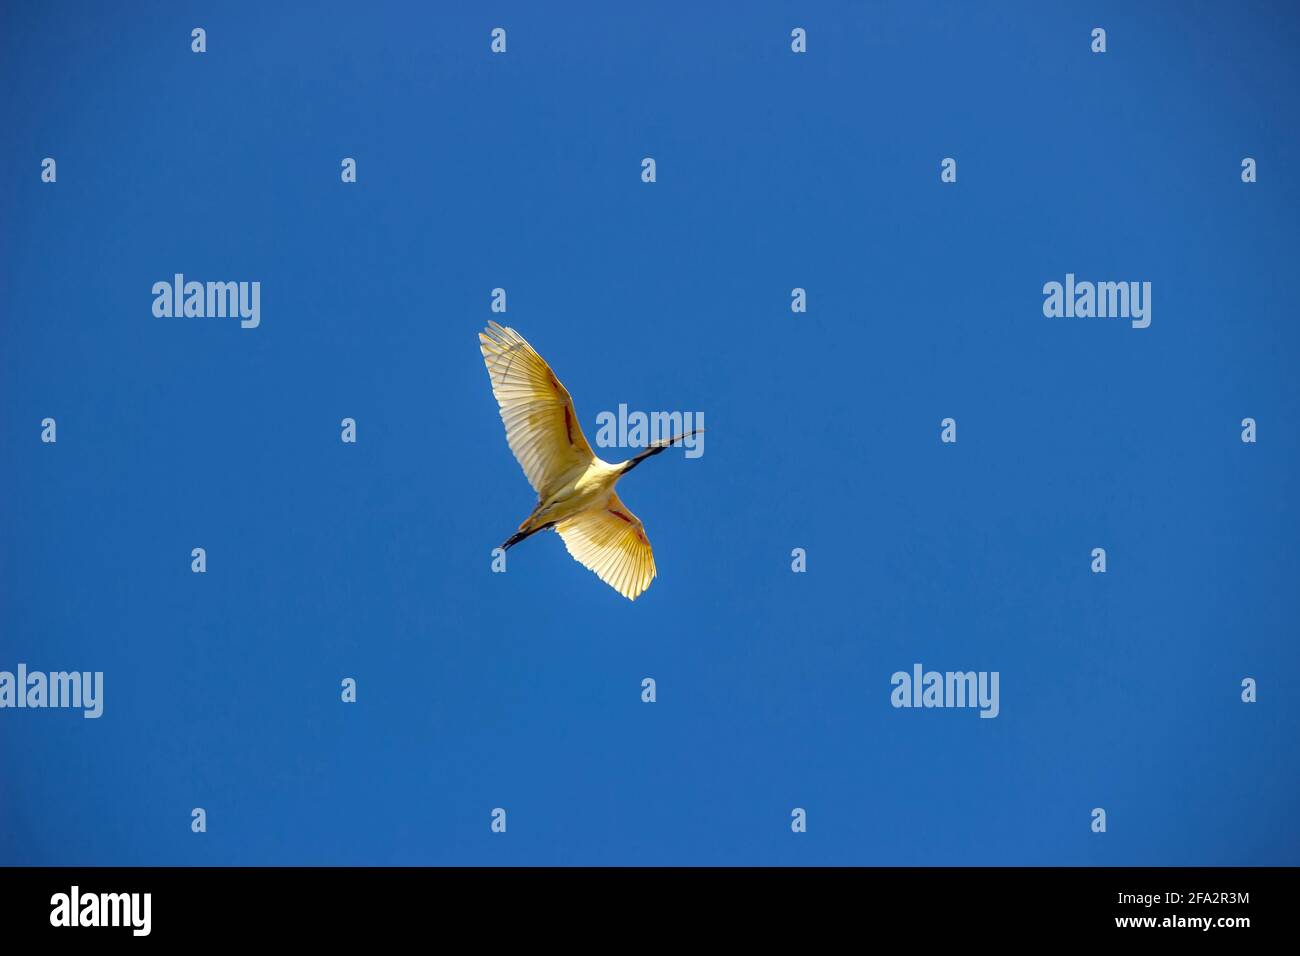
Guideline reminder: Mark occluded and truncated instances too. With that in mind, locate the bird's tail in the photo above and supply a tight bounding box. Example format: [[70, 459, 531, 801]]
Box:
[[501, 529, 530, 551], [500, 514, 555, 551]]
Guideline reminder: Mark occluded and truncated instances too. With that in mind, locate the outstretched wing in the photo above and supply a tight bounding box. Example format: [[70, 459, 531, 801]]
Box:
[[479, 321, 595, 495], [555, 494, 657, 601]]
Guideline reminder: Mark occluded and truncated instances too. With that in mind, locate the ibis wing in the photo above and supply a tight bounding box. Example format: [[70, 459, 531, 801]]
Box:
[[555, 495, 657, 601], [479, 321, 595, 494]]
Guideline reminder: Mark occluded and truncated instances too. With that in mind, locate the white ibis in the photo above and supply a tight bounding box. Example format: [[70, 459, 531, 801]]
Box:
[[479, 321, 701, 600]]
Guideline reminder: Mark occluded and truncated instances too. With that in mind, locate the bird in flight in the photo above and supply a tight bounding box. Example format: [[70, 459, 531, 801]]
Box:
[[479, 321, 701, 601]]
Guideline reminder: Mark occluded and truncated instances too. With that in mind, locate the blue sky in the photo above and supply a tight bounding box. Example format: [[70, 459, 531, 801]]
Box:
[[2, 1, 1298, 865]]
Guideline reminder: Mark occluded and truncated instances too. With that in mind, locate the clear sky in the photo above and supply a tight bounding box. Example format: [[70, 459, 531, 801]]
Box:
[[2, 1, 1298, 865]]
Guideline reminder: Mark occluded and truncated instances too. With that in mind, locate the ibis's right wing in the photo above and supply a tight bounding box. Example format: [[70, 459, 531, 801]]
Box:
[[479, 321, 596, 495]]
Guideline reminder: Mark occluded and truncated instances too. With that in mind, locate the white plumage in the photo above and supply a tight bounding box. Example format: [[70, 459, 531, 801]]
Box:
[[479, 321, 697, 600]]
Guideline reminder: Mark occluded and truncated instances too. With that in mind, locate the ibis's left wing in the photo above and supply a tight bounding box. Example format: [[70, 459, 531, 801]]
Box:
[[555, 495, 657, 601]]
